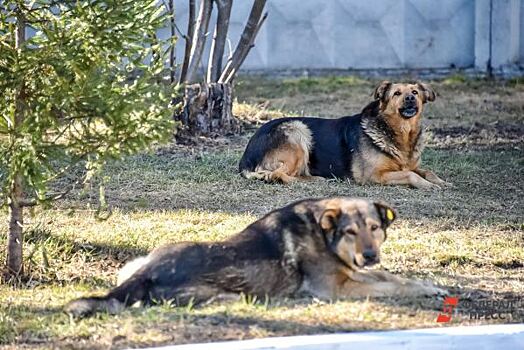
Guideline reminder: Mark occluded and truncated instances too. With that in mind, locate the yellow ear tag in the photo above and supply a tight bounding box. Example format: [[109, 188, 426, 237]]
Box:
[[386, 209, 394, 221]]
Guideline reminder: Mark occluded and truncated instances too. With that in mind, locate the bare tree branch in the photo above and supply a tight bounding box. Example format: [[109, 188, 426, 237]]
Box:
[[20, 191, 67, 207], [223, 11, 267, 83], [167, 0, 176, 83], [218, 0, 266, 83], [179, 0, 197, 83], [19, 168, 86, 207], [206, 0, 232, 83], [184, 0, 212, 83]]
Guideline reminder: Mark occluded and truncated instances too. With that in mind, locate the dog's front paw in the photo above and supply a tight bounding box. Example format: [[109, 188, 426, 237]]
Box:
[[419, 182, 442, 191], [406, 279, 448, 297], [427, 175, 453, 188], [433, 179, 453, 187]]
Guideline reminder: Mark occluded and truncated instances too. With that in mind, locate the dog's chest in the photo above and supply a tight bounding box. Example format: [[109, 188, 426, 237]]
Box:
[[360, 117, 424, 168]]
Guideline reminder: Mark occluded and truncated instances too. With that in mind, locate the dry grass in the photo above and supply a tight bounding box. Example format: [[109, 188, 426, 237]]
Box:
[[0, 76, 523, 349]]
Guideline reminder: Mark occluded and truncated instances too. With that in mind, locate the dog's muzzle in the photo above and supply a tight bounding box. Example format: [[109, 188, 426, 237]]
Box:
[[399, 95, 419, 118], [362, 249, 379, 266], [399, 104, 418, 118], [354, 253, 379, 268], [353, 257, 364, 268]]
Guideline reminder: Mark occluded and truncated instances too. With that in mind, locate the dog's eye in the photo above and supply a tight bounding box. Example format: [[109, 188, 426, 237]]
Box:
[[412, 90, 418, 95], [394, 91, 401, 96], [370, 224, 379, 231], [344, 229, 357, 236]]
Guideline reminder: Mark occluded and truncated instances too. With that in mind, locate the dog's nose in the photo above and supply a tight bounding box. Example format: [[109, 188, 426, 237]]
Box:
[[362, 249, 377, 261], [405, 94, 416, 102]]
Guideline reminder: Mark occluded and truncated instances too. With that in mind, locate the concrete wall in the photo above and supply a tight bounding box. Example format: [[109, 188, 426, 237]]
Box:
[[164, 0, 524, 74], [490, 0, 522, 70], [521, 0, 524, 61]]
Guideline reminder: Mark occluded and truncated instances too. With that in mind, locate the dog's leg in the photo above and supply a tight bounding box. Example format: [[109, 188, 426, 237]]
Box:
[[270, 166, 299, 184], [241, 170, 271, 181], [171, 285, 239, 306], [414, 168, 452, 187], [378, 170, 440, 190], [243, 168, 299, 184], [336, 270, 447, 298], [243, 161, 302, 184]]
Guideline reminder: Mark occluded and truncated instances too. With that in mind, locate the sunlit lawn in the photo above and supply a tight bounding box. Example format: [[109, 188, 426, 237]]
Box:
[[1, 76, 523, 349]]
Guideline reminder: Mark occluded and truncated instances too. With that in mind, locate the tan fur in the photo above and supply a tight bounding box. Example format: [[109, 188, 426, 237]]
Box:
[[353, 82, 450, 189], [117, 256, 150, 286], [242, 121, 317, 184], [294, 197, 446, 299], [242, 82, 448, 189]]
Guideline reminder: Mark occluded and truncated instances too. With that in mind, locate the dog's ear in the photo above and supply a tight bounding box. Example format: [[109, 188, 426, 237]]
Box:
[[417, 82, 436, 103], [373, 201, 396, 229], [319, 208, 341, 247], [373, 81, 392, 102], [319, 208, 341, 235]]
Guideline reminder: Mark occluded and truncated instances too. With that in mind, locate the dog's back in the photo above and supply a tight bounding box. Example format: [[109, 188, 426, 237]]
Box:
[[65, 210, 304, 318], [239, 115, 362, 181]]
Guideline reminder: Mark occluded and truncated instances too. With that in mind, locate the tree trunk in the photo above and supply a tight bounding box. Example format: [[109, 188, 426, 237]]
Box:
[[5, 8, 26, 280], [185, 0, 213, 83], [168, 0, 176, 83], [179, 0, 196, 83], [175, 82, 240, 138], [207, 0, 232, 83], [176, 0, 267, 139], [7, 176, 24, 278]]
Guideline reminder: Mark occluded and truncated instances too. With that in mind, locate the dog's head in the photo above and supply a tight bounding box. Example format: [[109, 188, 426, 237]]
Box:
[[373, 81, 436, 119], [318, 199, 396, 269]]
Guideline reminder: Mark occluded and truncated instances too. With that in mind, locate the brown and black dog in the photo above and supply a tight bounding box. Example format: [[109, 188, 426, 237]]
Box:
[[65, 197, 445, 318], [239, 81, 450, 189]]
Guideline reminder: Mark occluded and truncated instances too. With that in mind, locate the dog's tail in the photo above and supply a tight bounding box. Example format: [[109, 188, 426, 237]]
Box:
[[65, 256, 151, 318], [241, 120, 313, 183], [279, 120, 313, 176], [64, 296, 124, 318]]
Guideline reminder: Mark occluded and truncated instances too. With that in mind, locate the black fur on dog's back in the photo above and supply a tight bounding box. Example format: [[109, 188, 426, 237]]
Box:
[[239, 106, 371, 179], [65, 202, 316, 317]]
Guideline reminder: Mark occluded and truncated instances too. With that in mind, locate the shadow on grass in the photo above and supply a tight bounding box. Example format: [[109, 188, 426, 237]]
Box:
[[25, 228, 148, 260], [4, 283, 523, 349], [17, 228, 149, 288], [6, 273, 522, 320], [85, 147, 524, 228]]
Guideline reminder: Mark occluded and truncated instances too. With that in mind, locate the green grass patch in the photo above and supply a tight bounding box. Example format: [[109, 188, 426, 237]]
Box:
[[1, 76, 523, 348]]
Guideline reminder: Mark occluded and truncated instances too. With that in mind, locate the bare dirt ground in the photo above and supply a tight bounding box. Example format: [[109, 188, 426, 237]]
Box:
[[0, 75, 523, 349]]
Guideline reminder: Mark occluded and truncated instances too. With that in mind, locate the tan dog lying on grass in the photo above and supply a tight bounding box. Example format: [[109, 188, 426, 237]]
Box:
[[65, 197, 446, 318], [239, 81, 451, 189]]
